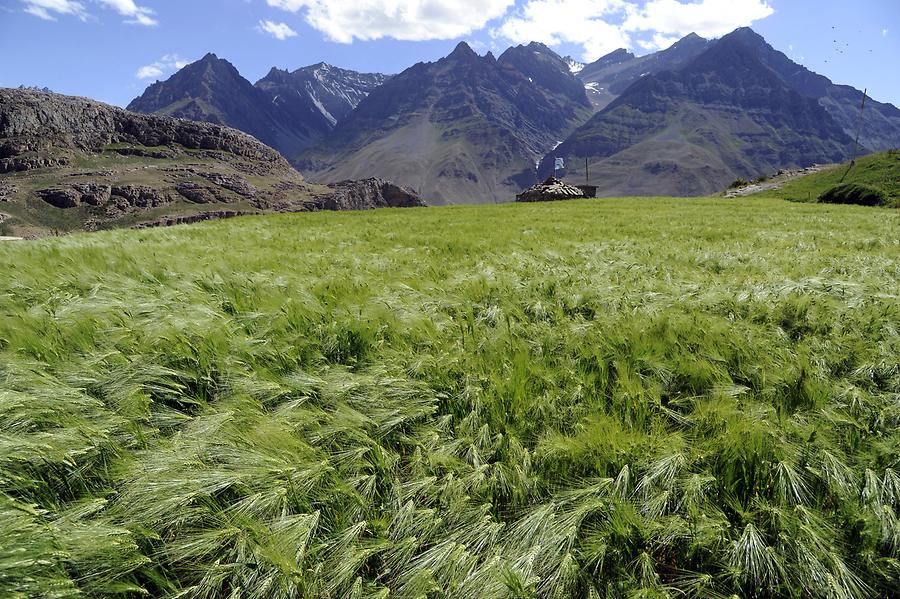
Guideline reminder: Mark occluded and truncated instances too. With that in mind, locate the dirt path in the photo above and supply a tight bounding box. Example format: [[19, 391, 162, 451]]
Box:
[[724, 164, 831, 197]]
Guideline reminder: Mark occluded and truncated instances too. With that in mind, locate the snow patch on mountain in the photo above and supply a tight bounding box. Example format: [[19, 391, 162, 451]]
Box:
[[565, 57, 585, 74]]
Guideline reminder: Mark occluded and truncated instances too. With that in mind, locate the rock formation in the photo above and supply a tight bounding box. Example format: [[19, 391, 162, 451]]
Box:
[[315, 179, 425, 211]]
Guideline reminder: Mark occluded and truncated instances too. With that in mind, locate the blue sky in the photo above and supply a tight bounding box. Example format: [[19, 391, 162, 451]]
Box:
[[1, 0, 897, 108]]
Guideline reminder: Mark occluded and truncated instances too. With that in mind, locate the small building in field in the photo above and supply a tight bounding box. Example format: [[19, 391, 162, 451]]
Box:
[[516, 177, 592, 202], [577, 185, 598, 198]]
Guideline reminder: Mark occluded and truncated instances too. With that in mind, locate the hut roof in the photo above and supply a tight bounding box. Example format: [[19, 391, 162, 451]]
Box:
[[516, 177, 587, 202]]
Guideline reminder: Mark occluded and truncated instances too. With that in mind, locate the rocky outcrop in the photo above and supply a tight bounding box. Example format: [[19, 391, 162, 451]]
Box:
[[71, 183, 112, 205], [111, 185, 173, 208], [175, 183, 224, 204], [132, 210, 251, 229], [315, 179, 426, 210], [37, 187, 83, 208], [0, 153, 69, 173], [110, 146, 176, 159], [0, 88, 293, 175], [196, 172, 256, 197], [516, 177, 588, 202], [37, 183, 171, 209]]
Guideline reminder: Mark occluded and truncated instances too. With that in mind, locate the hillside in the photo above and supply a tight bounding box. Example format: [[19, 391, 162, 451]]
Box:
[[0, 88, 423, 236], [749, 150, 900, 204], [298, 42, 592, 204], [1, 197, 898, 597], [546, 28, 858, 196]]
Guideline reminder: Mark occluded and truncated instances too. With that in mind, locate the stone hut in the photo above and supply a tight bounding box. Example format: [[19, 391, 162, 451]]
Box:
[[516, 177, 589, 202]]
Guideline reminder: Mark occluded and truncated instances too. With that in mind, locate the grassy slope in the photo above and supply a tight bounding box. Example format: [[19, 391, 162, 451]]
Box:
[[1, 198, 898, 598], [767, 150, 900, 205]]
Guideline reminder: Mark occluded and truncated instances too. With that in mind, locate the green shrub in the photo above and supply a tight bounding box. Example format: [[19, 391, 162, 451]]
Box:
[[818, 183, 888, 206], [728, 178, 749, 189]]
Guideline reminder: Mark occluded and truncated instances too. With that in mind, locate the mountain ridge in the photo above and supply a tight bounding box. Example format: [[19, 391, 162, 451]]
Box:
[[128, 54, 388, 160], [543, 28, 860, 197], [296, 41, 593, 204], [127, 53, 333, 159]]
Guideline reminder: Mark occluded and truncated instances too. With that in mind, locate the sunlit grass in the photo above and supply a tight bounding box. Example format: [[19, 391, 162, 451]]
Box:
[[0, 196, 898, 597]]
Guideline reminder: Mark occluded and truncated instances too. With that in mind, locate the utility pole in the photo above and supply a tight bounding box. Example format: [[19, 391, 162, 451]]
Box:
[[585, 158, 589, 184], [841, 88, 868, 182]]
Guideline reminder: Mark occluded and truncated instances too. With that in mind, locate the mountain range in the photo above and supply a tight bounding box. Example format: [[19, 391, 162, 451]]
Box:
[[297, 42, 593, 204], [79, 29, 900, 202], [127, 55, 387, 160]]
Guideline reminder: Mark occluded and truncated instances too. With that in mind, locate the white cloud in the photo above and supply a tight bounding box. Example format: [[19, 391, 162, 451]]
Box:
[[496, 0, 774, 61], [258, 19, 298, 40], [496, 0, 631, 61], [136, 54, 189, 80], [21, 0, 88, 20], [266, 0, 515, 43], [136, 64, 164, 79], [96, 0, 156, 25], [883, 29, 888, 37], [22, 0, 156, 25], [622, 0, 774, 39]]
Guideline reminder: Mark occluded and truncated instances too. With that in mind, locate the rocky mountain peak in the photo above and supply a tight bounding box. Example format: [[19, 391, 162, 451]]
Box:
[[677, 33, 706, 44], [448, 41, 479, 61], [498, 41, 591, 107], [593, 48, 635, 67], [264, 66, 290, 78], [720, 27, 767, 48]]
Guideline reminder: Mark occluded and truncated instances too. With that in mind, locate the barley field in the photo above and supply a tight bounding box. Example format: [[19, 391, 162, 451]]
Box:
[[1, 197, 898, 598]]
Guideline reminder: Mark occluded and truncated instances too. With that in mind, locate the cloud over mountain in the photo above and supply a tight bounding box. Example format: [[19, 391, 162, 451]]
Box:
[[498, 0, 775, 60], [265, 0, 515, 42], [135, 54, 189, 80]]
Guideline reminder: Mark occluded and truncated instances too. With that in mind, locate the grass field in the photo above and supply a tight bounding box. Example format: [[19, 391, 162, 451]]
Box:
[[1, 197, 898, 598]]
